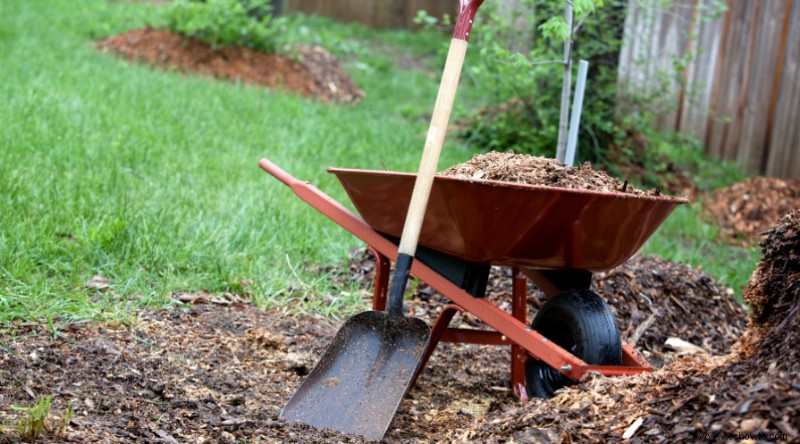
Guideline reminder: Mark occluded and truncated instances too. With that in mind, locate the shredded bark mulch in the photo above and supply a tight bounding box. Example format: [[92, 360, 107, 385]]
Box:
[[452, 210, 800, 443], [440, 151, 662, 196], [333, 248, 746, 369], [5, 214, 799, 442], [593, 255, 745, 367], [0, 250, 748, 443], [94, 28, 364, 104], [704, 177, 800, 246]]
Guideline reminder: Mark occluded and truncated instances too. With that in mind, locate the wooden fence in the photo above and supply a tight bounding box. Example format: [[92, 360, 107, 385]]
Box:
[[618, 0, 800, 178], [282, 0, 457, 29]]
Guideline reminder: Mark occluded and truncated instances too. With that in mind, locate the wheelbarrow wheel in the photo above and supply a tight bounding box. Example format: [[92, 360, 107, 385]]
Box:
[[525, 289, 622, 399]]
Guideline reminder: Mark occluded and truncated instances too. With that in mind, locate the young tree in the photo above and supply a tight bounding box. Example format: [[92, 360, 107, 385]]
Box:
[[539, 0, 604, 162]]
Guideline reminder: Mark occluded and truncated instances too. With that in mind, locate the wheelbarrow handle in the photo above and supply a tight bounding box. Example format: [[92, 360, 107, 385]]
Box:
[[258, 158, 296, 188]]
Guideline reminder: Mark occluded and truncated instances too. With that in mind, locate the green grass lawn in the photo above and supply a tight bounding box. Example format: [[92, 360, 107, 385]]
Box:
[[0, 0, 756, 325]]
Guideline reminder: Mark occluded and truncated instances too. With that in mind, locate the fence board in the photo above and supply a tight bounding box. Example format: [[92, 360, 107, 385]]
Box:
[[711, 0, 757, 162], [739, 0, 785, 171], [683, 7, 722, 140], [618, 0, 691, 127], [767, 0, 800, 177]]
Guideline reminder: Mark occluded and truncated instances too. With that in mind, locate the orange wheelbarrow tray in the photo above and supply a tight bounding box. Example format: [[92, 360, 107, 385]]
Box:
[[259, 158, 688, 397]]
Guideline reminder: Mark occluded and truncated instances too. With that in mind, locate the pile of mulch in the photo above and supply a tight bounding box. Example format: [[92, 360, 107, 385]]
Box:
[[0, 302, 512, 443], [0, 247, 748, 443], [736, 209, 800, 354], [331, 248, 746, 369], [704, 177, 800, 246], [440, 151, 660, 196], [594, 255, 746, 367], [452, 210, 800, 443], [94, 28, 364, 104]]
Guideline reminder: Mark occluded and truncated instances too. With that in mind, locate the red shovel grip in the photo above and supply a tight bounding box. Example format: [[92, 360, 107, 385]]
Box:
[[453, 0, 484, 41]]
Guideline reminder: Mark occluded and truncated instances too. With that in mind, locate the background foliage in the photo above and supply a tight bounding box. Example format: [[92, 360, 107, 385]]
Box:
[[163, 0, 285, 52], [458, 0, 628, 163]]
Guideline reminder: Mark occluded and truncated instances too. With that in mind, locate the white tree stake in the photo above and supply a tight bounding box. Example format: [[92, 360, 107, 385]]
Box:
[[565, 59, 589, 167]]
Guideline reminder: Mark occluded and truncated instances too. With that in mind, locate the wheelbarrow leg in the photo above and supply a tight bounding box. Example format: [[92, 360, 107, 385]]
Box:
[[511, 268, 528, 400], [409, 304, 465, 389], [369, 247, 391, 311]]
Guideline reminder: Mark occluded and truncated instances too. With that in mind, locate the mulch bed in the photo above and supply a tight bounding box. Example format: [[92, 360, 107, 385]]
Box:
[[704, 177, 800, 246], [0, 245, 757, 442], [95, 28, 364, 104], [454, 210, 800, 443], [440, 151, 662, 196]]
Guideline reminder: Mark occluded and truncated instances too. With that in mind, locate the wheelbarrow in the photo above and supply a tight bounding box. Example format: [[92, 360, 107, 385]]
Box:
[[259, 0, 686, 439], [259, 157, 688, 423]]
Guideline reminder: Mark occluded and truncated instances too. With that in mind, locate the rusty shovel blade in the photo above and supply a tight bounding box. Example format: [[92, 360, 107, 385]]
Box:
[[279, 311, 430, 441]]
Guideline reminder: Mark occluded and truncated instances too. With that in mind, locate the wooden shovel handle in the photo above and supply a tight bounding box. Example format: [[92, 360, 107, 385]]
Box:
[[397, 0, 483, 255], [396, 39, 468, 255], [386, 1, 483, 317]]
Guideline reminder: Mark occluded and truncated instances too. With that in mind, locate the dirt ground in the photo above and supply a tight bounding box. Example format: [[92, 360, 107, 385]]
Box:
[[95, 28, 364, 104], [0, 247, 772, 443], [5, 207, 797, 443]]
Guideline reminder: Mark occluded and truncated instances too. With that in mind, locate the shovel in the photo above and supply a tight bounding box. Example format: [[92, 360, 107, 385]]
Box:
[[279, 1, 485, 440]]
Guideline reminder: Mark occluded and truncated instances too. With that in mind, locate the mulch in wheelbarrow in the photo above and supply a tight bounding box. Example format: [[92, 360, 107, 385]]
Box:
[[440, 151, 663, 196]]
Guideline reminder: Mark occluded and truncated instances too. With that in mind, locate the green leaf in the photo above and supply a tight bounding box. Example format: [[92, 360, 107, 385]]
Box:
[[539, 17, 570, 43]]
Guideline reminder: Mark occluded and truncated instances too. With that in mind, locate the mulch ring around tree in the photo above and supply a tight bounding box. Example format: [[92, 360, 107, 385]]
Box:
[[3, 245, 775, 443], [703, 177, 800, 246], [95, 28, 364, 104]]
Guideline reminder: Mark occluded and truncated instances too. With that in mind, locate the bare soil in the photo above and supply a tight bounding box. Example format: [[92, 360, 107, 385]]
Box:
[[440, 151, 662, 196], [95, 28, 364, 104]]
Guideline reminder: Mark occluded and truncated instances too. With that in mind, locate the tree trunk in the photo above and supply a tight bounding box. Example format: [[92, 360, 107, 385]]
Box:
[[556, 1, 573, 163]]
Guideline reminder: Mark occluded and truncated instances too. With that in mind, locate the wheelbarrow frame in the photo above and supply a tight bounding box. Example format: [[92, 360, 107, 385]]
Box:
[[260, 158, 654, 398]]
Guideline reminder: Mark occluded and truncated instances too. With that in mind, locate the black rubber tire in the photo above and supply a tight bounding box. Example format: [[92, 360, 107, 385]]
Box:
[[525, 289, 622, 399]]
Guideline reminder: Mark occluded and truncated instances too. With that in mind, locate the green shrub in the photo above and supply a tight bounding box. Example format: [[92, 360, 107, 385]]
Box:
[[162, 0, 284, 52]]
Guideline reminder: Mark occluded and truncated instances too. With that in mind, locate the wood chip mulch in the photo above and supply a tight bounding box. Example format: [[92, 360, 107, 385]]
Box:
[[335, 248, 746, 370], [704, 177, 800, 246], [94, 28, 364, 104], [440, 151, 662, 196], [5, 212, 798, 442], [0, 248, 749, 443], [452, 210, 800, 443]]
